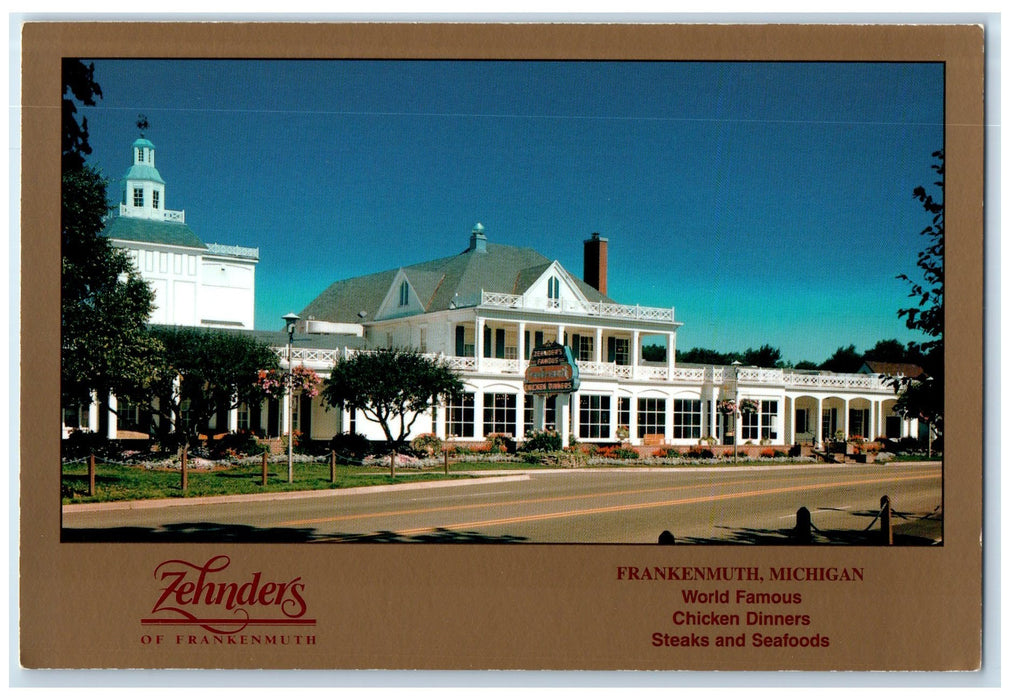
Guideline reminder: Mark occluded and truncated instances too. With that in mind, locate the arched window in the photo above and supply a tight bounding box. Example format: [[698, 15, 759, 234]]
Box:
[[399, 280, 409, 306]]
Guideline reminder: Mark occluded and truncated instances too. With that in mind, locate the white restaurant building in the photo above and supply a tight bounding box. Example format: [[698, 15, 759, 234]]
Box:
[[275, 225, 922, 449], [66, 135, 924, 448]]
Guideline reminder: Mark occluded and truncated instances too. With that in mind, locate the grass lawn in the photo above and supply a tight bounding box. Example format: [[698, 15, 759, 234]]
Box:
[[60, 460, 485, 505]]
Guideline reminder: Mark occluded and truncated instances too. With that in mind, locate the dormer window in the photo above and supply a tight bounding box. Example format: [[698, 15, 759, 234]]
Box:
[[398, 280, 409, 306], [133, 187, 144, 207], [547, 276, 560, 308]]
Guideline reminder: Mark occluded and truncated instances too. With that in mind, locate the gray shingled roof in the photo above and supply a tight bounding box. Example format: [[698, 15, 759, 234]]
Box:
[[103, 215, 207, 250], [300, 242, 615, 324]]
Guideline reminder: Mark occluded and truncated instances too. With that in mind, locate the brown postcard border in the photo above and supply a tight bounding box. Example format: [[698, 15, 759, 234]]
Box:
[[19, 22, 984, 672]]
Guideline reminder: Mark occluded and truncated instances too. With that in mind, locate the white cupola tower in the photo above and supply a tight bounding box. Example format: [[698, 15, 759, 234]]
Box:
[[119, 132, 169, 221]]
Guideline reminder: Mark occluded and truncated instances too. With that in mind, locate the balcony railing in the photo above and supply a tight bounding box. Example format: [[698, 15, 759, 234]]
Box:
[[272, 346, 893, 393], [477, 291, 676, 323], [205, 242, 260, 260]]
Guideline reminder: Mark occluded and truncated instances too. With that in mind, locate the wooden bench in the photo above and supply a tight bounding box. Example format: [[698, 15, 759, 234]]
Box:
[[642, 433, 666, 447]]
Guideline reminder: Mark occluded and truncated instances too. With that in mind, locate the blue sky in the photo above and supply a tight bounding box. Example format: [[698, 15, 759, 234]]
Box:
[[79, 59, 943, 364]]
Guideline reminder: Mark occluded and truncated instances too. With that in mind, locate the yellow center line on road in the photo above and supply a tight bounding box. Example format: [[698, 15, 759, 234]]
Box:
[[391, 470, 941, 537], [278, 476, 772, 527]]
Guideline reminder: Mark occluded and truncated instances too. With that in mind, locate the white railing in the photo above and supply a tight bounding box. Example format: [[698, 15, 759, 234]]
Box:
[[274, 347, 339, 365], [444, 356, 477, 372], [205, 242, 260, 259], [671, 367, 707, 382], [782, 372, 889, 391], [477, 291, 675, 323], [118, 204, 186, 223], [636, 365, 669, 381], [481, 357, 521, 374], [735, 367, 784, 384]]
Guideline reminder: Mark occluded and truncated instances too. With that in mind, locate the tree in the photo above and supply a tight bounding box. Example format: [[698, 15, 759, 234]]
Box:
[[819, 344, 863, 374], [321, 349, 463, 448], [862, 338, 910, 364], [61, 59, 161, 426], [893, 150, 944, 437], [641, 344, 666, 362], [742, 344, 784, 368], [146, 327, 281, 448], [62, 58, 102, 170]]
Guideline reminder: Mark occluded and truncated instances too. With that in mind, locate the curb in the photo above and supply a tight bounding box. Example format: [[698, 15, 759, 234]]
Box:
[[61, 473, 531, 514]]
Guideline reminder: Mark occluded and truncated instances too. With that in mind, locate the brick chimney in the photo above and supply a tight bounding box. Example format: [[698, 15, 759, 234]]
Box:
[[583, 232, 608, 294]]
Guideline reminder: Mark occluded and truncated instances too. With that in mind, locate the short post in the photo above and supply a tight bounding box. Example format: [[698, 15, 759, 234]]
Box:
[[444, 448, 450, 475], [390, 451, 396, 479], [880, 495, 893, 545], [261, 451, 268, 486], [330, 450, 337, 483], [794, 507, 812, 544], [658, 530, 676, 545], [181, 444, 188, 493], [88, 454, 96, 497]]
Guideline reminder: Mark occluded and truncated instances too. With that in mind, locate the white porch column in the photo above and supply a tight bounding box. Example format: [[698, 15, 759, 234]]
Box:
[[433, 401, 445, 440], [106, 393, 118, 439], [557, 324, 566, 347], [475, 317, 484, 372], [631, 330, 640, 377], [595, 327, 603, 363], [815, 396, 823, 447], [609, 391, 618, 439], [842, 398, 850, 438], [663, 396, 673, 444], [558, 394, 571, 447], [868, 401, 876, 441], [474, 391, 485, 437], [710, 388, 718, 440], [88, 392, 100, 433], [628, 394, 639, 445], [571, 391, 580, 440], [228, 406, 239, 432], [776, 398, 785, 445], [666, 331, 675, 379]]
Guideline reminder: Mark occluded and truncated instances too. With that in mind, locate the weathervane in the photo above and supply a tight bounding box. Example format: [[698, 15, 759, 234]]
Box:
[[136, 114, 149, 137]]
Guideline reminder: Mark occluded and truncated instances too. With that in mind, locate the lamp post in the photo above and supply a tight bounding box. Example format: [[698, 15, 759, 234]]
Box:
[[283, 312, 300, 483]]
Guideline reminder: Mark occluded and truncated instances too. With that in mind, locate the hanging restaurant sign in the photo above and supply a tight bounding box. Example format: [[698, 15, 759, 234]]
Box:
[[523, 342, 580, 395]]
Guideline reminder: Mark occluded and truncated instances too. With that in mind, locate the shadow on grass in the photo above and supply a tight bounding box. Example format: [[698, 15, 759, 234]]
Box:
[[61, 523, 529, 544]]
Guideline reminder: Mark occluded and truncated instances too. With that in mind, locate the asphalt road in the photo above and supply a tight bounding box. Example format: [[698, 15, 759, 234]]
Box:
[[61, 462, 942, 545]]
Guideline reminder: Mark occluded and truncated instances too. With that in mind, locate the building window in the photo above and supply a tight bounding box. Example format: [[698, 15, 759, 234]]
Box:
[[608, 337, 630, 365], [152, 190, 159, 209], [579, 395, 610, 439], [117, 398, 143, 432], [741, 410, 759, 441], [137, 147, 144, 163], [849, 407, 870, 439], [419, 327, 427, 353], [483, 393, 517, 436], [238, 404, 250, 431], [547, 276, 560, 308], [445, 392, 475, 438], [761, 401, 779, 440], [63, 405, 90, 430], [291, 398, 300, 433], [822, 408, 838, 439], [673, 399, 702, 439], [524, 395, 534, 434], [399, 280, 409, 306], [133, 187, 144, 207], [618, 397, 630, 435], [637, 398, 665, 438], [575, 335, 594, 362]]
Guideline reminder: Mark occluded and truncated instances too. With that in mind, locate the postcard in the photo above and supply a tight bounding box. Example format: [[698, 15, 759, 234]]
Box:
[[19, 22, 984, 672]]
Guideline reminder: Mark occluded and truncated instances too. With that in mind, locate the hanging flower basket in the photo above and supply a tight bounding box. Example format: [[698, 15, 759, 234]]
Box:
[[739, 398, 759, 415], [716, 399, 737, 415]]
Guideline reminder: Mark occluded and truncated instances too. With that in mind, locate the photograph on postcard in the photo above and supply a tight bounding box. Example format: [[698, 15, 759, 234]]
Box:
[[59, 58, 945, 546]]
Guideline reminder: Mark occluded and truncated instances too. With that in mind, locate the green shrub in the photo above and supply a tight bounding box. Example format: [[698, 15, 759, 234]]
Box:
[[210, 431, 268, 458], [410, 433, 443, 456], [328, 432, 372, 460]]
